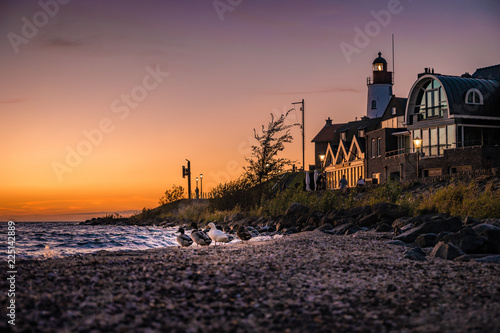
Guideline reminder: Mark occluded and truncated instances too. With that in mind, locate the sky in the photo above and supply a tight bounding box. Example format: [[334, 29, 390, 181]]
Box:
[[1, 0, 499, 221]]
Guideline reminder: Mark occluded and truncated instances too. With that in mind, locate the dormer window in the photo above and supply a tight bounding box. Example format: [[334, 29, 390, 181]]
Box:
[[465, 88, 483, 105], [340, 132, 346, 141], [392, 106, 397, 115], [371, 100, 377, 109], [358, 129, 365, 138]]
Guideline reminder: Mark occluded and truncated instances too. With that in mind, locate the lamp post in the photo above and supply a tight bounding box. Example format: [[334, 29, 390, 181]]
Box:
[[292, 99, 305, 170], [182, 159, 191, 199], [195, 177, 199, 199], [413, 136, 422, 178], [319, 154, 325, 173], [200, 174, 203, 199]]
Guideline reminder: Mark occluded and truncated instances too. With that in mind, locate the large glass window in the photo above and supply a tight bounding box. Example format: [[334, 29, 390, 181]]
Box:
[[447, 125, 455, 149], [414, 79, 447, 120], [430, 128, 438, 156], [439, 127, 446, 155]]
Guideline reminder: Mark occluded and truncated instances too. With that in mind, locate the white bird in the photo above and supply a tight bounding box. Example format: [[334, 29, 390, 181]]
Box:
[[208, 222, 231, 245], [176, 227, 193, 247]]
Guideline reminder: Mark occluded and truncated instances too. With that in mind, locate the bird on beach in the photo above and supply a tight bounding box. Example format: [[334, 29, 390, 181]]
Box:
[[208, 222, 232, 245], [176, 227, 193, 247], [190, 228, 212, 246], [236, 225, 252, 242]]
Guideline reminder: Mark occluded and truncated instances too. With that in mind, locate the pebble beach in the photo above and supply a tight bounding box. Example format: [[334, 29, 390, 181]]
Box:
[[2, 230, 500, 332]]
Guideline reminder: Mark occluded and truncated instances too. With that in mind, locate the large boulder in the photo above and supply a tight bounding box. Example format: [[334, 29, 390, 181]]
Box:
[[395, 216, 463, 244], [358, 212, 379, 227], [345, 205, 372, 219], [412, 233, 438, 248], [404, 247, 427, 261], [441, 227, 485, 254], [372, 202, 407, 220], [322, 222, 359, 236], [473, 224, 500, 253], [430, 241, 465, 260], [276, 203, 311, 231]]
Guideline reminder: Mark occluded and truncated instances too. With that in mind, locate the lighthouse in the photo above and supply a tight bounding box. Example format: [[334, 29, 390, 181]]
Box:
[[366, 52, 393, 118]]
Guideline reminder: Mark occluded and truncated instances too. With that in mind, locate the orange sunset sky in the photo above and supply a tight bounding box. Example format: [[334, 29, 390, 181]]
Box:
[[1, 0, 499, 221]]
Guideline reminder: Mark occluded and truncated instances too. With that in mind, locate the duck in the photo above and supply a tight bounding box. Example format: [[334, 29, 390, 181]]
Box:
[[236, 225, 252, 242], [208, 222, 232, 245], [190, 228, 212, 246], [176, 227, 193, 247]]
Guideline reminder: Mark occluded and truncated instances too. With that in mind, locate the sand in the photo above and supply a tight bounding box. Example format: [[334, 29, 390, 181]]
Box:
[[2, 231, 499, 332]]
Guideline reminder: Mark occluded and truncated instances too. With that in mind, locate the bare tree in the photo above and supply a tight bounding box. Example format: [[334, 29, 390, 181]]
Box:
[[244, 110, 298, 185]]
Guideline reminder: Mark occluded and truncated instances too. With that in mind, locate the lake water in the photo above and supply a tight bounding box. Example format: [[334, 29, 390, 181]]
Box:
[[1, 221, 272, 260]]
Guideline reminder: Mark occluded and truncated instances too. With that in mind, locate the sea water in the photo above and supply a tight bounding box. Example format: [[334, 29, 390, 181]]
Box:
[[0, 222, 180, 260]]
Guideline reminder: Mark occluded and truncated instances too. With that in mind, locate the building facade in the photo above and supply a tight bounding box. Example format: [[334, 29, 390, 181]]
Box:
[[312, 54, 500, 189]]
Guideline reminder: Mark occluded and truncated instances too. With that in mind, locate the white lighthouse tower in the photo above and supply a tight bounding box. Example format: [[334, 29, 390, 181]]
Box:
[[366, 52, 393, 118]]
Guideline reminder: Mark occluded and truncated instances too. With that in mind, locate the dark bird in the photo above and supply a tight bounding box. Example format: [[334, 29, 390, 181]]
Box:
[[190, 228, 212, 246], [237, 225, 252, 242], [176, 227, 193, 247]]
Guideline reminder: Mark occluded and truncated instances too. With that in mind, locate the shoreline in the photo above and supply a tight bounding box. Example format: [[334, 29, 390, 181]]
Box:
[[2, 231, 499, 332]]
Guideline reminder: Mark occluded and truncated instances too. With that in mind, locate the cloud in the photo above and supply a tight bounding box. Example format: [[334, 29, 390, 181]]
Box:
[[265, 87, 361, 95], [0, 98, 25, 104], [43, 36, 82, 48]]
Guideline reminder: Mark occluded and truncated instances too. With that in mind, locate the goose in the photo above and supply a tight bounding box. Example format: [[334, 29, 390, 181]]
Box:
[[176, 227, 193, 247], [208, 222, 232, 245], [190, 228, 212, 246], [236, 225, 252, 242]]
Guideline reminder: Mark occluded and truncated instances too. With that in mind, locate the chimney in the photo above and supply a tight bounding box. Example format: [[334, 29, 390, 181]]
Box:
[[325, 117, 332, 126]]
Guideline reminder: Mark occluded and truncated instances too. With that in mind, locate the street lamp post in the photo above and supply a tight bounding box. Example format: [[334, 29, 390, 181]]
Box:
[[195, 177, 199, 199], [413, 136, 422, 178], [292, 99, 305, 170], [319, 154, 325, 173], [200, 174, 203, 199], [182, 159, 192, 199]]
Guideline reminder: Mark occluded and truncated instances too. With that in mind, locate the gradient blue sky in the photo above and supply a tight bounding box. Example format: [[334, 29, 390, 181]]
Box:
[[1, 0, 499, 221]]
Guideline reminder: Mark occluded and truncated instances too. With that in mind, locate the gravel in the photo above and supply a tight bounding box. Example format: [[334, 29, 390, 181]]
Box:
[[2, 230, 499, 332]]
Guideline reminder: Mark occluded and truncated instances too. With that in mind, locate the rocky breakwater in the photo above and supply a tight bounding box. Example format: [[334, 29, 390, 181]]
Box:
[[219, 202, 500, 265]]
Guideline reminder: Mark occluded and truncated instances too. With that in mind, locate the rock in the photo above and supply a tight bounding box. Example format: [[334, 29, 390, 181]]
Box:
[[283, 227, 299, 235], [464, 216, 480, 226], [358, 212, 379, 227], [285, 202, 311, 217], [276, 203, 311, 231], [392, 217, 412, 229], [344, 225, 362, 235], [403, 247, 426, 261], [395, 216, 463, 244], [386, 240, 410, 247], [441, 227, 485, 254], [372, 202, 407, 220], [412, 233, 438, 248], [322, 222, 357, 236], [345, 205, 372, 219], [475, 255, 500, 264], [316, 223, 334, 231], [306, 212, 323, 228], [303, 225, 316, 232], [436, 231, 452, 243], [473, 224, 500, 253], [429, 241, 466, 260], [375, 223, 392, 232]]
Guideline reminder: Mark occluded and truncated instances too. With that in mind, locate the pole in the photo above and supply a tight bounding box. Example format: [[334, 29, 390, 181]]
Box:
[[200, 174, 203, 199], [186, 159, 191, 199], [392, 34, 395, 85], [416, 150, 419, 179], [302, 99, 305, 172], [292, 99, 305, 170]]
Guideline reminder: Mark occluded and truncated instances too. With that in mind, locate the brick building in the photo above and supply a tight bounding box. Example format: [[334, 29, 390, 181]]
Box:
[[312, 53, 500, 189]]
